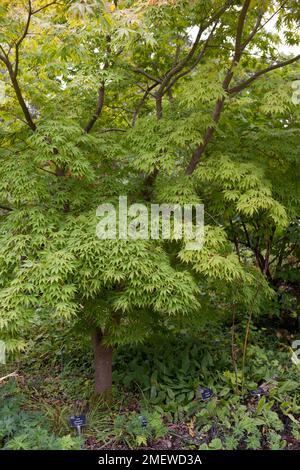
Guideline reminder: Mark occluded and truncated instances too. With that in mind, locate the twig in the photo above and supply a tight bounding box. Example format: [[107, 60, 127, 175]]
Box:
[[229, 54, 300, 95], [0, 204, 13, 212], [0, 371, 18, 383]]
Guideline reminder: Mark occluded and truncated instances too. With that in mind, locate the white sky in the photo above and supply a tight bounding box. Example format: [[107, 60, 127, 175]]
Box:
[[266, 16, 300, 56], [190, 15, 300, 57]]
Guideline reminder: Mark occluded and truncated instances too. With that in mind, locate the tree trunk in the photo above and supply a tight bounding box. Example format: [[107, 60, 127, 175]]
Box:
[[91, 328, 113, 398], [155, 94, 163, 119]]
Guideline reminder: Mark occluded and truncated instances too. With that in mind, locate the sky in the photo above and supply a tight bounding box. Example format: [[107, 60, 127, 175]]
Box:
[[190, 13, 300, 58]]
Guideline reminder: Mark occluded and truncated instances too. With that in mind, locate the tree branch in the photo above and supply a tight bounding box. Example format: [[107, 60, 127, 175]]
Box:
[[132, 68, 161, 84], [32, 1, 58, 15], [131, 82, 159, 127], [228, 54, 300, 94], [185, 96, 225, 175], [234, 0, 251, 62], [4, 58, 36, 130], [185, 1, 252, 174], [241, 2, 266, 50], [255, 0, 288, 36], [158, 0, 233, 95], [0, 2, 41, 130], [0, 45, 9, 64], [84, 85, 105, 133], [98, 128, 126, 133], [14, 1, 58, 76], [165, 20, 219, 94], [134, 0, 233, 118], [0, 204, 13, 212], [84, 35, 111, 133], [184, 0, 295, 175], [14, 0, 32, 76], [38, 166, 57, 175]]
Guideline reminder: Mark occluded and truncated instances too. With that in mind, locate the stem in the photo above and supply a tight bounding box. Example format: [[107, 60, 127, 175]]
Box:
[[91, 328, 113, 399], [231, 303, 239, 394], [185, 96, 225, 175], [241, 286, 259, 393], [241, 312, 251, 394], [6, 59, 36, 130], [84, 85, 105, 133]]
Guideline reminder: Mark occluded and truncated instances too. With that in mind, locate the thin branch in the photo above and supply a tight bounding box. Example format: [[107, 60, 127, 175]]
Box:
[[172, 41, 181, 66], [229, 218, 241, 261], [158, 1, 232, 94], [202, 0, 234, 29], [166, 26, 203, 80], [0, 371, 18, 382], [5, 58, 36, 130], [0, 45, 9, 64], [234, 0, 251, 62], [98, 128, 127, 133], [13, 1, 59, 76], [241, 218, 252, 249], [0, 204, 13, 212], [261, 226, 275, 278], [165, 20, 219, 94], [131, 83, 158, 127], [84, 85, 105, 133], [184, 0, 290, 175], [38, 166, 57, 175], [241, 2, 266, 49], [186, 2, 249, 175], [135, 1, 233, 100], [32, 1, 58, 15], [185, 96, 225, 175], [0, 4, 37, 130], [15, 0, 32, 76], [256, 0, 288, 35], [228, 54, 300, 94], [136, 83, 157, 98], [84, 35, 111, 133], [132, 0, 233, 127], [132, 68, 161, 84]]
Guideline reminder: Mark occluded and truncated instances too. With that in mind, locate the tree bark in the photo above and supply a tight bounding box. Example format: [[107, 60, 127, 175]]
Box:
[[185, 96, 225, 175], [6, 59, 36, 131], [155, 94, 163, 119], [91, 328, 113, 398], [84, 85, 105, 133]]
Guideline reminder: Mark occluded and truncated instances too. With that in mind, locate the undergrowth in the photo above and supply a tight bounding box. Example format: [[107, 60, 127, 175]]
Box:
[[1, 323, 299, 450]]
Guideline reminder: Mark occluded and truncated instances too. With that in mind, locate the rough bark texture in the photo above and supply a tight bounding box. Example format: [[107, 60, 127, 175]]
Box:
[[91, 328, 113, 397]]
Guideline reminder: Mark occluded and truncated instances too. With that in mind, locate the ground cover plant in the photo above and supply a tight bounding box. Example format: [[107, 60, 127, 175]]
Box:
[[1, 322, 299, 450]]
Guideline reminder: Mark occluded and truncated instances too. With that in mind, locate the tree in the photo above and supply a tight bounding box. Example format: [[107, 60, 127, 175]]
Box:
[[0, 0, 299, 396]]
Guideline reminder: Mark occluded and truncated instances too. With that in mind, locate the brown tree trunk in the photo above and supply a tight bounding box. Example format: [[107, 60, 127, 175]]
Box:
[[155, 94, 163, 119], [91, 328, 113, 398]]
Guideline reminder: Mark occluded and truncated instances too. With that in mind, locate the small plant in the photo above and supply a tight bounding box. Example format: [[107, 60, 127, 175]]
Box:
[[4, 428, 82, 450], [0, 381, 82, 450], [113, 411, 167, 447]]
